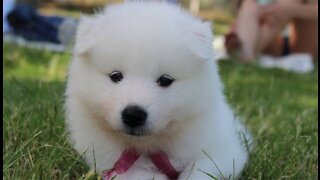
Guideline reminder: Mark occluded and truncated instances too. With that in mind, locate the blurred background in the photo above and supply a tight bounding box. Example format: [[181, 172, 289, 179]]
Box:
[[4, 0, 236, 56], [8, 0, 236, 34]]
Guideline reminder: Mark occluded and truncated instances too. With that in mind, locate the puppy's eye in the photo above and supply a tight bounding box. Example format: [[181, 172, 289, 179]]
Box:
[[157, 74, 175, 87], [108, 71, 123, 83]]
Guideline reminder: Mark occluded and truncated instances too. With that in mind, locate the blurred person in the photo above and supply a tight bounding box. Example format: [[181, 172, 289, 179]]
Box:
[[225, 0, 318, 63], [5, 4, 77, 45], [168, 0, 179, 3], [3, 0, 15, 33]]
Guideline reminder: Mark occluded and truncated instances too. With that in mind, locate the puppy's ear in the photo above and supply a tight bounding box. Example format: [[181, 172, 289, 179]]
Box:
[[74, 15, 96, 57], [188, 21, 214, 60]]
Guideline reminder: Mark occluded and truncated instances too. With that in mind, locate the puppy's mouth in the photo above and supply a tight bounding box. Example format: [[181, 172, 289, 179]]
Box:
[[121, 128, 150, 137], [125, 130, 145, 136]]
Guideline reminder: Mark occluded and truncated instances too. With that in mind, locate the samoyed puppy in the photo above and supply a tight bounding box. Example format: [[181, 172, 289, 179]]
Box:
[[65, 1, 251, 180]]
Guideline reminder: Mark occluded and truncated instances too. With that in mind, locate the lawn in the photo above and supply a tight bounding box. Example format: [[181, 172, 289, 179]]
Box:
[[3, 43, 318, 179]]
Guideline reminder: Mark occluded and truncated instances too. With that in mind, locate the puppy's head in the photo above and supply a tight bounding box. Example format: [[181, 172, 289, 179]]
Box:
[[68, 2, 221, 143]]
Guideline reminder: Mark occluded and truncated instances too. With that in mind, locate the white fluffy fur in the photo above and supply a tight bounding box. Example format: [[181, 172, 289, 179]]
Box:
[[65, 1, 251, 179]]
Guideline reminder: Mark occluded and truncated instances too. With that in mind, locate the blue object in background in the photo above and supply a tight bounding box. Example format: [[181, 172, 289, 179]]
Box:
[[167, 0, 179, 4], [7, 5, 64, 44], [3, 0, 16, 32]]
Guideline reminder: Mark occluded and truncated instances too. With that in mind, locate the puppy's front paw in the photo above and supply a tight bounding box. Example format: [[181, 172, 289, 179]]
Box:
[[106, 167, 168, 180], [178, 162, 220, 180], [179, 169, 216, 180]]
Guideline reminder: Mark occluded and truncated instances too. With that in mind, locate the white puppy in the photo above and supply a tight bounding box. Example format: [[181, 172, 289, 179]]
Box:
[[65, 1, 251, 180]]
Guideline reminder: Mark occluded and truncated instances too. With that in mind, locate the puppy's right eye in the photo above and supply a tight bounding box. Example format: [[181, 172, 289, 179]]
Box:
[[157, 74, 175, 87], [108, 71, 123, 83]]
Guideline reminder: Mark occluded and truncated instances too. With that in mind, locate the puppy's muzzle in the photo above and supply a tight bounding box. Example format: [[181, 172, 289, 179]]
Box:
[[121, 105, 147, 136]]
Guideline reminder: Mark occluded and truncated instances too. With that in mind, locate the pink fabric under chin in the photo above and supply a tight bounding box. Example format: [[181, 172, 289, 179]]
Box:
[[103, 149, 180, 180], [103, 149, 140, 179], [150, 150, 180, 179]]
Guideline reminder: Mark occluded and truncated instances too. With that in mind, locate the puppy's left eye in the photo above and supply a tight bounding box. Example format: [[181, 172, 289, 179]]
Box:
[[157, 74, 175, 87], [109, 71, 123, 83]]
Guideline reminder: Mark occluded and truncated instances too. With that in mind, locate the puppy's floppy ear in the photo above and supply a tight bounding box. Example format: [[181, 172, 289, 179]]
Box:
[[188, 21, 214, 60], [74, 15, 96, 56]]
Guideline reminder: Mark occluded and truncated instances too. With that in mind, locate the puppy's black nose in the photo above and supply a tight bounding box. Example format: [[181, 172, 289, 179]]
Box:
[[122, 105, 147, 128]]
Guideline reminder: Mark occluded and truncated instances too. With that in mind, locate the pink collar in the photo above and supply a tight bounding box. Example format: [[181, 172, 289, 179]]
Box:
[[103, 149, 180, 180]]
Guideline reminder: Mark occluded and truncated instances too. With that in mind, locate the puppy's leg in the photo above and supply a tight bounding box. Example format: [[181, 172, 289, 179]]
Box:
[[178, 159, 232, 180], [110, 166, 168, 180]]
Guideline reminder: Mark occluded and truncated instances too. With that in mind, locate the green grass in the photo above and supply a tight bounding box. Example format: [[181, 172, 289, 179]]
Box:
[[3, 43, 318, 179]]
